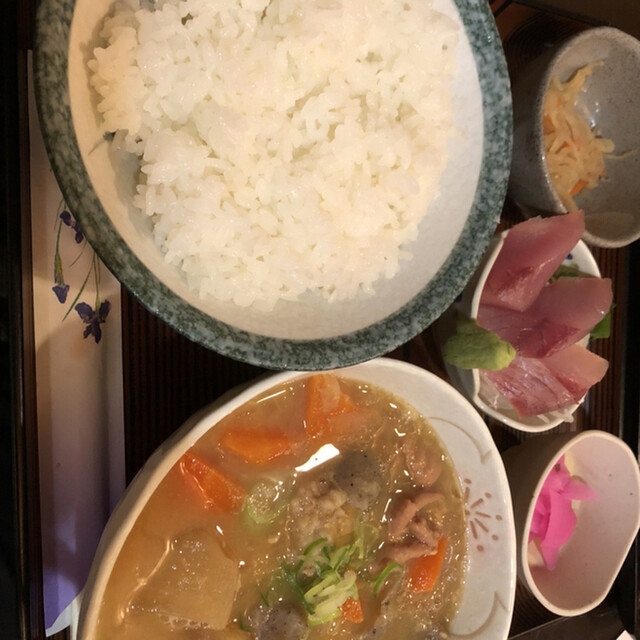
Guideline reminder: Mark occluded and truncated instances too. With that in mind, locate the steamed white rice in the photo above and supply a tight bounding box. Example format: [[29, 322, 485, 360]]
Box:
[[89, 0, 458, 311]]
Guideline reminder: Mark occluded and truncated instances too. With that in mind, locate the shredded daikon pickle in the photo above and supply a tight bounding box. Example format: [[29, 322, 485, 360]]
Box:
[[543, 63, 614, 211]]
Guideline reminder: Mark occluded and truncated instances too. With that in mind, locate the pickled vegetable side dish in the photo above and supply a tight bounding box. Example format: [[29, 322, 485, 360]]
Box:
[[543, 63, 614, 211]]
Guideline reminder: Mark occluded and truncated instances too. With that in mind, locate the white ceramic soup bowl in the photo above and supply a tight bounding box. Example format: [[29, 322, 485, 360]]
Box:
[[441, 235, 601, 433], [34, 0, 511, 369], [502, 430, 640, 616], [75, 358, 516, 639]]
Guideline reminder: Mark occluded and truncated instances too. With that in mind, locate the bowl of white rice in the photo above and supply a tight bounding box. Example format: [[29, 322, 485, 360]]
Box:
[[34, 0, 511, 370]]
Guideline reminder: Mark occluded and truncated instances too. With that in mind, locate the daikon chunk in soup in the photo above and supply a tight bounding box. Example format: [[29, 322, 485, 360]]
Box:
[[95, 374, 467, 639]]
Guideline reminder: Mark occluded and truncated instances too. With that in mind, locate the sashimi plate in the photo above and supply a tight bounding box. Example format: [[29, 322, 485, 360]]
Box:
[[441, 237, 601, 432]]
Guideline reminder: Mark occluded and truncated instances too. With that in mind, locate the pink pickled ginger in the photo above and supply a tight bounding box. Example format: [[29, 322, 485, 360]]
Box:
[[529, 455, 598, 570]]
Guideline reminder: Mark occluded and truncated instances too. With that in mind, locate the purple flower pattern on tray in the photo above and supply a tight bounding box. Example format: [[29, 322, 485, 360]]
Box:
[[76, 300, 111, 344], [52, 201, 110, 343], [60, 208, 85, 243]]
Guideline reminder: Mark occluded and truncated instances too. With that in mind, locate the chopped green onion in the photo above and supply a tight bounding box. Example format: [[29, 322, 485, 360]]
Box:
[[303, 537, 329, 557], [353, 519, 379, 564], [373, 562, 403, 597], [311, 573, 356, 604], [306, 570, 358, 625], [281, 562, 315, 614], [329, 544, 355, 571], [298, 538, 330, 577], [245, 479, 288, 525], [237, 615, 251, 632], [279, 533, 366, 628], [308, 608, 341, 627], [304, 571, 341, 601]]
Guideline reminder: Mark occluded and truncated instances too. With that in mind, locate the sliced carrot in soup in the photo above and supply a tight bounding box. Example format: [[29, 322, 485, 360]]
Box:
[[336, 389, 356, 414], [305, 373, 357, 439], [407, 536, 447, 593], [179, 452, 245, 513], [220, 426, 292, 464], [305, 373, 341, 435], [341, 596, 364, 624]]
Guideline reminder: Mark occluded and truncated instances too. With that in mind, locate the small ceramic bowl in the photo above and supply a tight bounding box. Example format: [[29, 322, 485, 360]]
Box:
[[74, 358, 516, 639], [441, 235, 600, 432], [33, 0, 512, 370], [509, 27, 640, 248], [502, 430, 640, 616]]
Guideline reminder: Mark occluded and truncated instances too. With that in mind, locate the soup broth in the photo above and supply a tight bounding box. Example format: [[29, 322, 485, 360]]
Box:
[[94, 374, 467, 639]]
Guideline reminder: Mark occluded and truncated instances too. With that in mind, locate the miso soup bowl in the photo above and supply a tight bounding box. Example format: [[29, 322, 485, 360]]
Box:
[[503, 430, 640, 617], [75, 358, 516, 639]]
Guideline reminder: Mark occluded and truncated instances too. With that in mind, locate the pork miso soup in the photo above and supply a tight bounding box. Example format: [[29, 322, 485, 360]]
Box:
[[95, 374, 467, 639]]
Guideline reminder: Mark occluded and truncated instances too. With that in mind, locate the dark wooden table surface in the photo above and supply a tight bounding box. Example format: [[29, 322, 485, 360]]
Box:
[[2, 1, 638, 639]]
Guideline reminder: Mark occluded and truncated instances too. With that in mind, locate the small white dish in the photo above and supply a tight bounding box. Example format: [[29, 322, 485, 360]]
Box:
[[442, 235, 601, 432], [502, 430, 640, 616], [75, 358, 516, 640]]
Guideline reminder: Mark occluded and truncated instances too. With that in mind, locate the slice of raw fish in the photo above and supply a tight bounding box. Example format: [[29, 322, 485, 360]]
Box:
[[477, 276, 612, 358], [542, 344, 609, 403], [481, 356, 575, 417], [480, 211, 585, 312]]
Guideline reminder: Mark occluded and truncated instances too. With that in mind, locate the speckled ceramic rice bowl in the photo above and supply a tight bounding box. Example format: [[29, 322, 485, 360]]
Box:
[[34, 0, 511, 370]]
